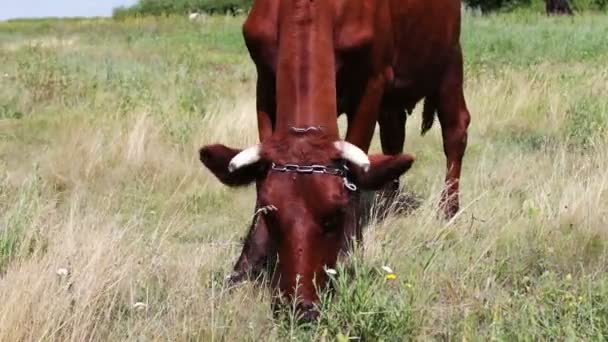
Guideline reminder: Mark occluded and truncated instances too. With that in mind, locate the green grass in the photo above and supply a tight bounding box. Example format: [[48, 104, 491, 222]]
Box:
[[1, 11, 608, 341]]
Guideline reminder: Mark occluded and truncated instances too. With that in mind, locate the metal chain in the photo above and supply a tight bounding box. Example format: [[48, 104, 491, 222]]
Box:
[[289, 126, 324, 133], [270, 162, 358, 191], [343, 177, 358, 191], [269, 126, 358, 191], [271, 163, 345, 176], [250, 204, 278, 233], [254, 204, 278, 216]]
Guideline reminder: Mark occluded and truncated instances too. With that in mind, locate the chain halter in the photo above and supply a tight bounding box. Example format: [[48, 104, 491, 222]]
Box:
[[270, 162, 358, 191], [246, 126, 359, 231], [267, 126, 359, 191]]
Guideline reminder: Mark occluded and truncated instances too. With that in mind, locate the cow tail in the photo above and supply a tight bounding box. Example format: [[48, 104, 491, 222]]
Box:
[[421, 96, 437, 136]]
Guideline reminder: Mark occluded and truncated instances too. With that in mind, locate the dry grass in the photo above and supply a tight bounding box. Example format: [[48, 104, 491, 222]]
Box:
[[1, 12, 608, 341]]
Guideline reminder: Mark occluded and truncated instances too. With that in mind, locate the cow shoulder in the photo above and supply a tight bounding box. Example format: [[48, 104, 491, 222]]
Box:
[[334, 0, 381, 52], [243, 0, 279, 59]]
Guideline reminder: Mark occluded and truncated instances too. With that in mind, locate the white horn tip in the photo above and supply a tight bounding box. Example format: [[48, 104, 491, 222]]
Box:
[[228, 145, 261, 172], [335, 141, 371, 172]]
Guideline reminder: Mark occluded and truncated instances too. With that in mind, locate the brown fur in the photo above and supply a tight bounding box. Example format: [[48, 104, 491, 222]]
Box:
[[260, 131, 341, 165], [246, 0, 470, 217], [202, 0, 471, 319]]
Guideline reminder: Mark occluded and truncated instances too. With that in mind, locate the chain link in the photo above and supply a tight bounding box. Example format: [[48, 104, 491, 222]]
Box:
[[270, 162, 358, 191], [254, 204, 277, 216], [271, 163, 345, 177], [343, 177, 358, 191], [274, 126, 359, 190], [289, 126, 325, 133]]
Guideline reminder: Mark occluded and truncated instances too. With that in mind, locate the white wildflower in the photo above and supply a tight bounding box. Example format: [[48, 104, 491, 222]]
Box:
[[324, 268, 337, 276], [56, 268, 69, 277], [133, 302, 147, 310]]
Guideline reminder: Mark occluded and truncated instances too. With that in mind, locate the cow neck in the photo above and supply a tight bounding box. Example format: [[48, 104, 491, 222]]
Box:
[[274, 0, 339, 140]]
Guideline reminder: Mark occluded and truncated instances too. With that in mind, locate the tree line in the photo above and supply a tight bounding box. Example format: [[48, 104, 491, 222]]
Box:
[[112, 0, 606, 18]]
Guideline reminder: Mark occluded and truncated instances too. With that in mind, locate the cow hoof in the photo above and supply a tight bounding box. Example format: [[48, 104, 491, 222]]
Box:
[[392, 191, 423, 215], [443, 205, 459, 220], [373, 185, 422, 221], [439, 197, 459, 220]]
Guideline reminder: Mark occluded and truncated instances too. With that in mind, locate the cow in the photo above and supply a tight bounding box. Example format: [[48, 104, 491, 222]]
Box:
[[199, 0, 470, 320]]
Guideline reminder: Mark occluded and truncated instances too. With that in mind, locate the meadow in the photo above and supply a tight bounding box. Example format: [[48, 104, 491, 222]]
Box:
[[1, 10, 608, 341]]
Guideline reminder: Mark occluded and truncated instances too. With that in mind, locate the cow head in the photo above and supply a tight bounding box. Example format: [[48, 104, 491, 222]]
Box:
[[199, 130, 415, 320]]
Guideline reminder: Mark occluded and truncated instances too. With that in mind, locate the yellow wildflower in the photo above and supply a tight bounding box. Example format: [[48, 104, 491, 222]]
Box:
[[386, 273, 397, 280]]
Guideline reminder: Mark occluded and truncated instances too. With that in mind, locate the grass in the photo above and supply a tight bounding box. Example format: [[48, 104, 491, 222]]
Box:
[[1, 11, 608, 341]]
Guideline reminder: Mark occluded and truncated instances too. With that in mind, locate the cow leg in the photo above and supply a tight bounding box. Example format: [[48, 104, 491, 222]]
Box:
[[379, 107, 407, 156], [375, 107, 407, 217], [229, 68, 276, 284], [255, 66, 276, 142], [345, 73, 386, 152], [437, 48, 471, 218], [227, 203, 274, 285], [340, 190, 363, 255], [344, 73, 387, 229], [343, 73, 386, 235]]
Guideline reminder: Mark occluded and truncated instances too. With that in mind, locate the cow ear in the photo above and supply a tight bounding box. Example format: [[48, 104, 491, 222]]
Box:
[[350, 154, 415, 190], [199, 144, 264, 186]]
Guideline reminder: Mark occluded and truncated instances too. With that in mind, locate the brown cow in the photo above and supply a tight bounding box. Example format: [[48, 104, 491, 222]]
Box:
[[200, 0, 470, 320]]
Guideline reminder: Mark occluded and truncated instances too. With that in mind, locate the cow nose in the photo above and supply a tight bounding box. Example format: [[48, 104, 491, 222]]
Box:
[[297, 303, 320, 322]]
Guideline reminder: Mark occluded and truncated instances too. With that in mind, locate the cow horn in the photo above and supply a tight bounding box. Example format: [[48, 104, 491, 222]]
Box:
[[228, 145, 261, 172], [334, 141, 370, 172]]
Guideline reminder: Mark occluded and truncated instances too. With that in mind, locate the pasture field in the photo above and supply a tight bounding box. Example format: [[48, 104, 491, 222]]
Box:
[[1, 11, 608, 341]]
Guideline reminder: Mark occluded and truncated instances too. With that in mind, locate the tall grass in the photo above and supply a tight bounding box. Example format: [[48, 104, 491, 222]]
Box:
[[1, 12, 608, 340]]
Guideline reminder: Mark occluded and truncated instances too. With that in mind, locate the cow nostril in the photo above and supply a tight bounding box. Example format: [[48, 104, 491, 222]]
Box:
[[300, 308, 319, 322]]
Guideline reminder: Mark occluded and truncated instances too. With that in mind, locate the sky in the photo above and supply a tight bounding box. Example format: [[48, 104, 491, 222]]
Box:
[[0, 0, 138, 20]]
